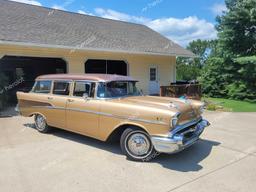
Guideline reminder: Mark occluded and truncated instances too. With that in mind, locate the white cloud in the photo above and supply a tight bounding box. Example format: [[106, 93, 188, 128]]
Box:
[[52, 0, 75, 11], [52, 5, 66, 11], [10, 0, 42, 6], [211, 3, 227, 16], [94, 8, 217, 47], [78, 10, 86, 14], [94, 8, 149, 23], [146, 16, 217, 46], [63, 0, 75, 7], [142, 0, 163, 12], [77, 10, 94, 16]]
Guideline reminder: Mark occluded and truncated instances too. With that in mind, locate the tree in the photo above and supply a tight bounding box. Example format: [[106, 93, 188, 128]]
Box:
[[200, 0, 256, 101], [201, 55, 256, 101], [226, 56, 256, 101], [199, 57, 228, 97], [176, 62, 200, 81], [176, 39, 217, 81], [186, 39, 210, 68], [216, 0, 256, 56]]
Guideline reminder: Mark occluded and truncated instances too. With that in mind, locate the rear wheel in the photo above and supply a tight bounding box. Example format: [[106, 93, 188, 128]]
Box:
[[34, 114, 50, 133], [120, 127, 158, 161]]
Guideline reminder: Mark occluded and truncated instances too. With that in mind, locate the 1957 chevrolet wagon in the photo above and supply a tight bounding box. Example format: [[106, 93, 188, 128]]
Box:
[[17, 74, 210, 161]]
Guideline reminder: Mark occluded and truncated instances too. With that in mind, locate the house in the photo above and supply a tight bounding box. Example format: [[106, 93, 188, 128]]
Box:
[[0, 0, 194, 103]]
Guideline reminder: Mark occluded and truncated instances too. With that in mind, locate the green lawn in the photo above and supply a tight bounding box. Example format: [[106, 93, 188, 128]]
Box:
[[203, 97, 256, 112]]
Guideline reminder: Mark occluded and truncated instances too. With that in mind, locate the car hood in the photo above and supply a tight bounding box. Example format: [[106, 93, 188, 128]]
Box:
[[114, 96, 203, 124]]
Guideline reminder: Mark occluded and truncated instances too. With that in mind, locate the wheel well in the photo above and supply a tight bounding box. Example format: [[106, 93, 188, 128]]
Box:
[[106, 124, 146, 143]]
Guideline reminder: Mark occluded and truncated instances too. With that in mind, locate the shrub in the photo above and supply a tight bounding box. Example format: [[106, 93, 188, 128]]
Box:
[[200, 56, 256, 101]]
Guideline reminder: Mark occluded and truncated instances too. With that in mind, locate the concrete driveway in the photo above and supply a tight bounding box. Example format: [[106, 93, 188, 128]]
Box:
[[0, 111, 256, 192]]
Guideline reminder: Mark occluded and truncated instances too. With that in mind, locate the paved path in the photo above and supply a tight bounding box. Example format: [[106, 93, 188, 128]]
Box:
[[0, 112, 255, 192]]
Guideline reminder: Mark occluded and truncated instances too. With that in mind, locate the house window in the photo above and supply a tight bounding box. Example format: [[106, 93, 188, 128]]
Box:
[[85, 59, 127, 76], [150, 68, 157, 81]]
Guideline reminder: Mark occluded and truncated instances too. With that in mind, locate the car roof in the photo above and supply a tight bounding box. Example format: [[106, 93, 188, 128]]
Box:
[[36, 74, 137, 82]]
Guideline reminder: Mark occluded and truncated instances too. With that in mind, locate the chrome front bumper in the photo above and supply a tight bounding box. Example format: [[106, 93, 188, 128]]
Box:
[[151, 119, 210, 154]]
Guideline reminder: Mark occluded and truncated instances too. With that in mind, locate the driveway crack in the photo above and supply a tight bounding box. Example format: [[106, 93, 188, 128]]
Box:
[[218, 145, 256, 157], [166, 154, 251, 192]]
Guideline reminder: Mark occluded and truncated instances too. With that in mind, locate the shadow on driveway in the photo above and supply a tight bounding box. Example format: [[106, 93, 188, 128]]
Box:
[[0, 106, 19, 118], [151, 139, 220, 172], [24, 123, 220, 172]]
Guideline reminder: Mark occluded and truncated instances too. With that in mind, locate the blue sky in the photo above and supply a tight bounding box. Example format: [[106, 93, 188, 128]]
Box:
[[11, 0, 227, 47]]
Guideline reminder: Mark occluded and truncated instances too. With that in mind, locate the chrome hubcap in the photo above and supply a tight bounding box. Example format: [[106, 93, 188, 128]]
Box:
[[127, 133, 150, 156], [36, 115, 46, 130]]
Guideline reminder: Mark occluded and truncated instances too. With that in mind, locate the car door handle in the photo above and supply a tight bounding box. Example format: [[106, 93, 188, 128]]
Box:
[[68, 99, 74, 102], [47, 97, 53, 100]]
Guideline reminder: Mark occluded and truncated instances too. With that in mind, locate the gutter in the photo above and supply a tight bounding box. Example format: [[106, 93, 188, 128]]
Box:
[[0, 40, 196, 58]]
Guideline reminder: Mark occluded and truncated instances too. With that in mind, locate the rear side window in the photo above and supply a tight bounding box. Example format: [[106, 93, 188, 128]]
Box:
[[53, 81, 70, 96], [33, 81, 52, 94], [73, 81, 95, 97]]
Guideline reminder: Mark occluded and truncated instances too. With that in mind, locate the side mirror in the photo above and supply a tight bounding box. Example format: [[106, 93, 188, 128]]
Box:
[[82, 93, 89, 100]]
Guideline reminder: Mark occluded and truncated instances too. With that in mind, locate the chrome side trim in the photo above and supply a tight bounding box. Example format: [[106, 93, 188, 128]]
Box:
[[29, 106, 168, 126], [67, 107, 167, 125], [31, 106, 65, 110]]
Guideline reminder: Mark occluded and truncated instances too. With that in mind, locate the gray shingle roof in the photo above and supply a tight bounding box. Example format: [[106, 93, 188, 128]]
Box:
[[0, 0, 194, 57]]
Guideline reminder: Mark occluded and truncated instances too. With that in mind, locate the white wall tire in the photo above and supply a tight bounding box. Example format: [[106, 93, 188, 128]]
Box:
[[34, 114, 50, 133], [120, 127, 158, 162]]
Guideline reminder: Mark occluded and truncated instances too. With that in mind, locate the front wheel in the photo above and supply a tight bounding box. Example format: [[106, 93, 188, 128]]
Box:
[[34, 114, 50, 133], [120, 127, 158, 161]]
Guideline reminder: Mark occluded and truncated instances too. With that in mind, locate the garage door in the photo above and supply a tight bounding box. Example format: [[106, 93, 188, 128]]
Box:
[[0, 56, 67, 104]]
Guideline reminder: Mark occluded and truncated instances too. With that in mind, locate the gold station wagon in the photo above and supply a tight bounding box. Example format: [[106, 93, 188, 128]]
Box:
[[17, 74, 210, 161]]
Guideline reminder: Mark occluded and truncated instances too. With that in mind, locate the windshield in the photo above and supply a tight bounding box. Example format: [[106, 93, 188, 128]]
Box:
[[97, 81, 141, 98]]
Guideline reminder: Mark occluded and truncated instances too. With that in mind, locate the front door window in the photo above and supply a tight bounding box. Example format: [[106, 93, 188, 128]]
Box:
[[150, 68, 157, 81], [32, 81, 52, 94], [149, 66, 160, 95]]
